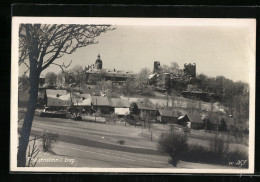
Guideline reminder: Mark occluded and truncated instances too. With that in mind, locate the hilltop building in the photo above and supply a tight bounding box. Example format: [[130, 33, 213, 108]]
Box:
[[149, 61, 194, 91], [148, 61, 216, 101], [85, 54, 137, 84], [184, 63, 196, 78]]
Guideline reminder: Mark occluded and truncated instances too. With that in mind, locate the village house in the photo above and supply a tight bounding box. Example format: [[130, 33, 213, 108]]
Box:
[[135, 101, 159, 120], [72, 93, 93, 114], [201, 114, 220, 131], [201, 114, 240, 132], [157, 109, 180, 124], [179, 113, 204, 130], [109, 98, 130, 116], [91, 96, 110, 114], [44, 89, 71, 110], [220, 117, 237, 131]]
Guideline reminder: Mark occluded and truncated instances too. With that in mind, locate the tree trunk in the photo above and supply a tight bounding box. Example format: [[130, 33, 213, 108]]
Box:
[[17, 25, 41, 167], [17, 73, 39, 167]]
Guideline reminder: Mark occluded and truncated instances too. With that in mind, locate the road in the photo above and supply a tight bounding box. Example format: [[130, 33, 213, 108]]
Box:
[[18, 116, 245, 169], [19, 116, 172, 168]]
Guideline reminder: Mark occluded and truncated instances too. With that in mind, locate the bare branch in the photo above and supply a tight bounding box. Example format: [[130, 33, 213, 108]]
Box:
[[50, 60, 72, 73], [19, 24, 114, 75]]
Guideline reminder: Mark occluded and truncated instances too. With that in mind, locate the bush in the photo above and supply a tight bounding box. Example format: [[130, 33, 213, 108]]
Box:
[[117, 140, 125, 145], [184, 144, 213, 163], [41, 132, 59, 153], [209, 134, 229, 162], [182, 134, 248, 168], [74, 116, 82, 121], [158, 131, 248, 168], [183, 126, 191, 135], [158, 132, 188, 166], [226, 150, 248, 168], [183, 134, 229, 165], [183, 144, 227, 165]]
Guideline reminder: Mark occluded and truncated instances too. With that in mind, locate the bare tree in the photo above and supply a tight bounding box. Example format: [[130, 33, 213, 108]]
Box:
[[45, 72, 58, 86], [69, 65, 86, 90], [18, 24, 114, 167], [135, 68, 150, 94]]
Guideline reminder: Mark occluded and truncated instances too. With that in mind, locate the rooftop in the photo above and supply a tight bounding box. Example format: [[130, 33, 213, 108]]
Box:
[[136, 101, 157, 111], [159, 109, 179, 117], [186, 113, 203, 123], [72, 93, 92, 106], [91, 96, 110, 106], [46, 93, 71, 107], [46, 89, 67, 96], [86, 68, 137, 78], [109, 98, 130, 108]]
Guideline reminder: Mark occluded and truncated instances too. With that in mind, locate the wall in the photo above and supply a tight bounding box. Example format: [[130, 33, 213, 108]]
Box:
[[191, 122, 204, 130]]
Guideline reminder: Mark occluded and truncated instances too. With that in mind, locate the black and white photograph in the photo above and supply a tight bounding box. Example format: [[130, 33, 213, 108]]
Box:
[[10, 17, 255, 173]]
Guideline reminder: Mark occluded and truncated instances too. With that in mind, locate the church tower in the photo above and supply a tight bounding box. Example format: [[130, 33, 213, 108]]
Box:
[[95, 54, 103, 69]]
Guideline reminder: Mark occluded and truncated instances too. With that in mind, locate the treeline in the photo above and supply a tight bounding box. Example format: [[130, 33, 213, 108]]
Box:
[[196, 74, 249, 122]]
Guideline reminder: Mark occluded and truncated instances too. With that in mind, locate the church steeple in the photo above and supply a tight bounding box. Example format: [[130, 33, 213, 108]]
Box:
[[95, 53, 103, 69]]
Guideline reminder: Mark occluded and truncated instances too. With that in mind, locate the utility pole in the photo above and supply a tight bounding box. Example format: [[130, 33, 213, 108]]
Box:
[[167, 92, 169, 107], [150, 127, 153, 141], [234, 117, 237, 143], [95, 98, 97, 122], [76, 97, 79, 117]]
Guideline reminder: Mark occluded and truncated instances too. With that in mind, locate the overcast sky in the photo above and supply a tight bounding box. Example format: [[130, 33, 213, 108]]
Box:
[[19, 21, 255, 83]]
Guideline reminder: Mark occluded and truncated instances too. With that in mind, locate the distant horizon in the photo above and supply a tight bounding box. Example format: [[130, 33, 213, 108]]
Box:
[[19, 20, 255, 84], [36, 60, 248, 84]]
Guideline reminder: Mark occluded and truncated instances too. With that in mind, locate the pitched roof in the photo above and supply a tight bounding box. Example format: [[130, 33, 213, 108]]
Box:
[[109, 98, 130, 108], [120, 96, 141, 103], [91, 96, 110, 106], [47, 93, 71, 107], [221, 117, 235, 126], [72, 93, 92, 106], [45, 89, 71, 107], [46, 89, 67, 96], [86, 68, 137, 78], [186, 113, 203, 123], [159, 109, 179, 117], [136, 102, 157, 111]]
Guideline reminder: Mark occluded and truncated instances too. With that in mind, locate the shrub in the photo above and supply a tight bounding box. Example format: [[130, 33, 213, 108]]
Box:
[[226, 149, 248, 168], [41, 132, 59, 153], [183, 126, 191, 135], [209, 134, 229, 162], [183, 143, 227, 165], [158, 132, 188, 166], [182, 135, 248, 168], [158, 131, 248, 168], [184, 144, 213, 163], [117, 140, 125, 145]]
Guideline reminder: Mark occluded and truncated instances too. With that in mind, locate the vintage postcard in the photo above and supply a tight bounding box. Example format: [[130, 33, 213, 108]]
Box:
[[10, 17, 255, 173]]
